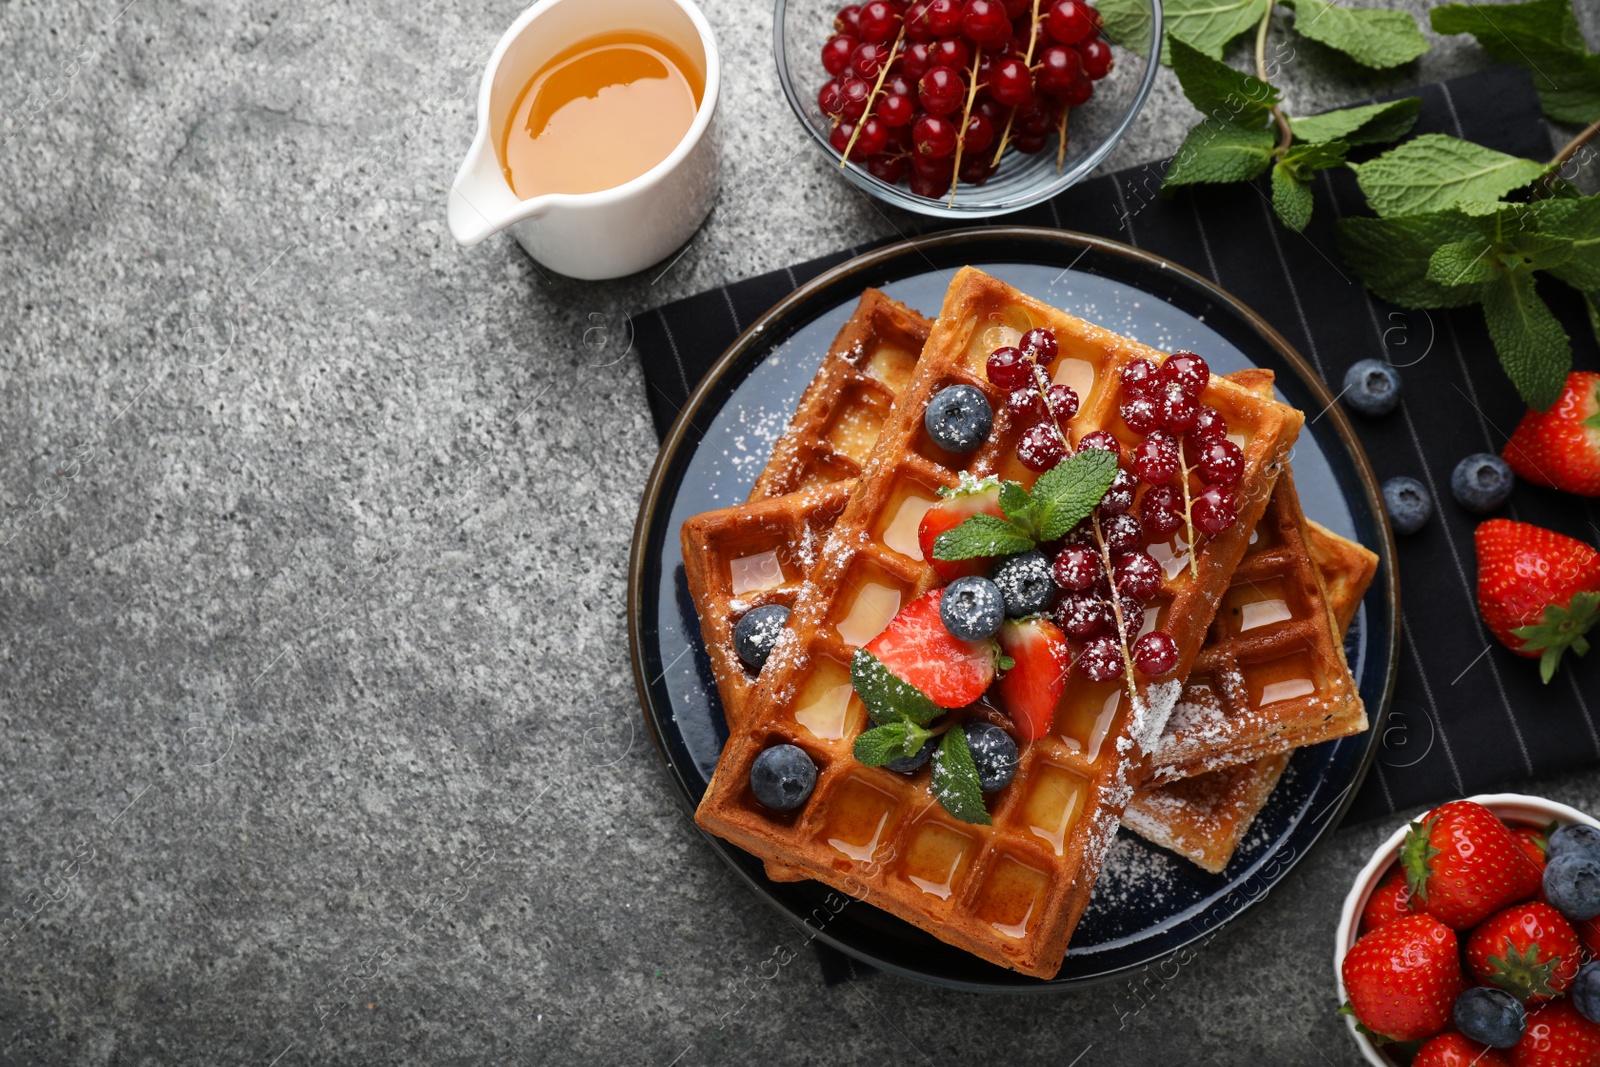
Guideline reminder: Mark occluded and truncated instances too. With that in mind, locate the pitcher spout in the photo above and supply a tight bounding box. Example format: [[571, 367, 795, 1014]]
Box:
[[448, 130, 537, 247]]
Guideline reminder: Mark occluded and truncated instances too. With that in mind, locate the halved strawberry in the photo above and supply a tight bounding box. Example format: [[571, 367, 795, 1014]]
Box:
[[865, 589, 999, 708], [995, 617, 1070, 741], [918, 475, 1005, 582]]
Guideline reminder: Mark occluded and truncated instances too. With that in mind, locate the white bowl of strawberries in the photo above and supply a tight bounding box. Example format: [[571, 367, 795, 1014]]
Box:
[[1337, 795, 1600, 1066]]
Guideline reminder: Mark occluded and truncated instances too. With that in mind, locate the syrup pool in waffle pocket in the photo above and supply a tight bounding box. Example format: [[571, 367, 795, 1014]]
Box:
[[682, 290, 1369, 880], [692, 269, 1307, 978]]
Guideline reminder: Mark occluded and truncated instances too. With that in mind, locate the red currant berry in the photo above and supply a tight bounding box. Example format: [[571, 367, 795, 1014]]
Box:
[[853, 116, 890, 156], [818, 79, 846, 118], [902, 40, 933, 77], [1061, 72, 1094, 105], [1133, 631, 1178, 676], [851, 41, 891, 80], [904, 0, 936, 39], [836, 4, 864, 35], [1045, 0, 1096, 44], [990, 56, 1035, 106], [1132, 428, 1180, 484], [911, 150, 956, 178], [839, 77, 872, 120], [958, 153, 998, 184], [1014, 133, 1049, 153], [1078, 38, 1113, 79], [1056, 591, 1113, 639], [986, 345, 1033, 388], [1161, 351, 1210, 397], [1016, 98, 1055, 135], [823, 34, 859, 76], [918, 65, 966, 115], [909, 168, 953, 198], [1006, 387, 1047, 421], [961, 0, 1012, 44], [1002, 0, 1030, 15], [1114, 550, 1161, 600], [913, 112, 959, 157], [1120, 394, 1160, 434], [1044, 383, 1079, 423], [1020, 328, 1058, 363], [858, 0, 902, 43], [1035, 45, 1083, 95], [1063, 521, 1098, 548], [1101, 513, 1143, 553], [961, 111, 996, 153], [1189, 405, 1227, 443], [1139, 484, 1185, 540], [1100, 467, 1136, 515], [879, 91, 915, 126], [924, 0, 964, 36], [1157, 381, 1198, 431], [1078, 635, 1126, 682], [1053, 545, 1100, 591], [829, 122, 856, 153], [1018, 421, 1068, 471], [1192, 485, 1238, 536], [1120, 357, 1158, 396], [1078, 430, 1120, 456], [929, 36, 970, 71], [976, 95, 1008, 126], [1195, 438, 1243, 487], [867, 153, 910, 183]]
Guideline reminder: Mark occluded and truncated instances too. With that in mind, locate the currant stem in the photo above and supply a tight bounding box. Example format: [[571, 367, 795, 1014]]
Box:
[[1030, 362, 1073, 456], [948, 45, 985, 207], [1090, 511, 1141, 708], [1178, 439, 1199, 579], [840, 27, 906, 168], [1056, 106, 1070, 174], [1253, 5, 1293, 158], [991, 0, 1045, 167]]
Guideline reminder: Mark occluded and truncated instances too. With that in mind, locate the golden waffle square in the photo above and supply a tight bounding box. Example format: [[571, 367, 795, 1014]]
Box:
[[1123, 520, 1378, 872], [692, 268, 1304, 978]]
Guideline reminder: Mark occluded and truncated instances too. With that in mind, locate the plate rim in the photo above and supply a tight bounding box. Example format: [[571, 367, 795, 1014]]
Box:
[[625, 225, 1402, 991]]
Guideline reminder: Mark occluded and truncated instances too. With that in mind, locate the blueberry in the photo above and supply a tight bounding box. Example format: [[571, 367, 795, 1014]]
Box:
[[1548, 823, 1600, 865], [749, 744, 817, 811], [925, 384, 993, 453], [964, 722, 1018, 793], [1343, 359, 1401, 417], [940, 576, 1006, 640], [1451, 453, 1515, 514], [886, 734, 937, 775], [990, 550, 1056, 617], [1574, 961, 1600, 1024], [1382, 476, 1433, 536], [1453, 986, 1525, 1049], [734, 604, 791, 671], [1545, 853, 1600, 921]]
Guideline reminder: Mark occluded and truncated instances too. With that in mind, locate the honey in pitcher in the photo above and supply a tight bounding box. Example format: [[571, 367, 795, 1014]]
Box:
[[500, 30, 704, 199]]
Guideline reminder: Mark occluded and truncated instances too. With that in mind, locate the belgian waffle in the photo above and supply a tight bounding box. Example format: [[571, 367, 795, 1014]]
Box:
[[1122, 520, 1378, 872], [692, 268, 1303, 978]]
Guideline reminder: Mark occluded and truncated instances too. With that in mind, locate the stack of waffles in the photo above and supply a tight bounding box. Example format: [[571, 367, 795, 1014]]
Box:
[[682, 272, 1374, 978]]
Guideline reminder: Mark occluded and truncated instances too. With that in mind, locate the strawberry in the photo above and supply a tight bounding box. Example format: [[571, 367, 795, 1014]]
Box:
[[1361, 867, 1417, 935], [1577, 915, 1600, 961], [1513, 823, 1555, 872], [1403, 800, 1545, 930], [864, 589, 999, 708], [1504, 371, 1600, 498], [1474, 519, 1600, 683], [918, 476, 1005, 582], [1512, 998, 1600, 1066], [995, 617, 1070, 741], [1415, 1033, 1512, 1067], [1468, 902, 1583, 1003], [1341, 913, 1465, 1042]]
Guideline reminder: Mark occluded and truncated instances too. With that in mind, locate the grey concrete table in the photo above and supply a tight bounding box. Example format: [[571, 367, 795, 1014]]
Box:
[[3, 0, 1599, 1063]]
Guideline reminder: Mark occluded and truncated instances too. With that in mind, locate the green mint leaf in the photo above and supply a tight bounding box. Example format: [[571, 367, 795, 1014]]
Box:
[[931, 727, 991, 826], [1272, 163, 1315, 232], [1538, 195, 1600, 291], [998, 479, 1034, 528], [1584, 291, 1600, 350], [1427, 240, 1497, 288], [932, 513, 1036, 561], [1169, 37, 1279, 128], [1031, 448, 1119, 541], [1280, 139, 1349, 180], [1163, 122, 1277, 188], [1350, 135, 1549, 217], [853, 721, 934, 766], [1481, 268, 1573, 411], [1156, 0, 1272, 63], [1281, 0, 1430, 68], [1431, 0, 1600, 125], [1095, 0, 1156, 56], [1288, 98, 1422, 146], [850, 648, 944, 726], [1334, 212, 1486, 308]]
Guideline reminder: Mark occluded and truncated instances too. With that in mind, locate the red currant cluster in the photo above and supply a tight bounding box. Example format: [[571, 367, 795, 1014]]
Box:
[[817, 0, 1114, 201]]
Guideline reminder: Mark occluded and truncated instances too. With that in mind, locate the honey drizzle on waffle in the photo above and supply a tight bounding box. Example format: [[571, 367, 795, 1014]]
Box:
[[692, 268, 1304, 978]]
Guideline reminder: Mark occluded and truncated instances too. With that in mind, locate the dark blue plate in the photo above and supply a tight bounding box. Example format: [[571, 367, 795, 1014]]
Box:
[[627, 228, 1398, 990]]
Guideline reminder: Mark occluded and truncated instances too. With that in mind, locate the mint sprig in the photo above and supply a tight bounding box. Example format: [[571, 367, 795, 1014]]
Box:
[[931, 448, 1117, 561], [1287, 99, 1422, 147], [931, 728, 991, 826], [850, 648, 942, 725], [1280, 0, 1429, 69], [853, 721, 934, 766], [1349, 136, 1550, 218]]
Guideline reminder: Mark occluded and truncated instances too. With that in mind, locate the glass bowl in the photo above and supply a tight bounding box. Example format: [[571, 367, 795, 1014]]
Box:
[[773, 0, 1161, 218]]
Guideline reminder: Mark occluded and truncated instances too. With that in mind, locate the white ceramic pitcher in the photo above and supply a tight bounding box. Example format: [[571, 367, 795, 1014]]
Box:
[[447, 0, 721, 280]]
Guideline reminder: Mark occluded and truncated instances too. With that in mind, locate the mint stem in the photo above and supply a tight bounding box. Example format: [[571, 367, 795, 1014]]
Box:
[[1254, 4, 1293, 157]]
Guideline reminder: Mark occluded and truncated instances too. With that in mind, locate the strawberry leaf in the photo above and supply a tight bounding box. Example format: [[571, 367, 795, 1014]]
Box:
[[932, 513, 1036, 561], [850, 648, 943, 725], [1401, 815, 1441, 905], [1511, 589, 1600, 683], [931, 727, 991, 825], [853, 721, 934, 766], [1483, 938, 1566, 1001]]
